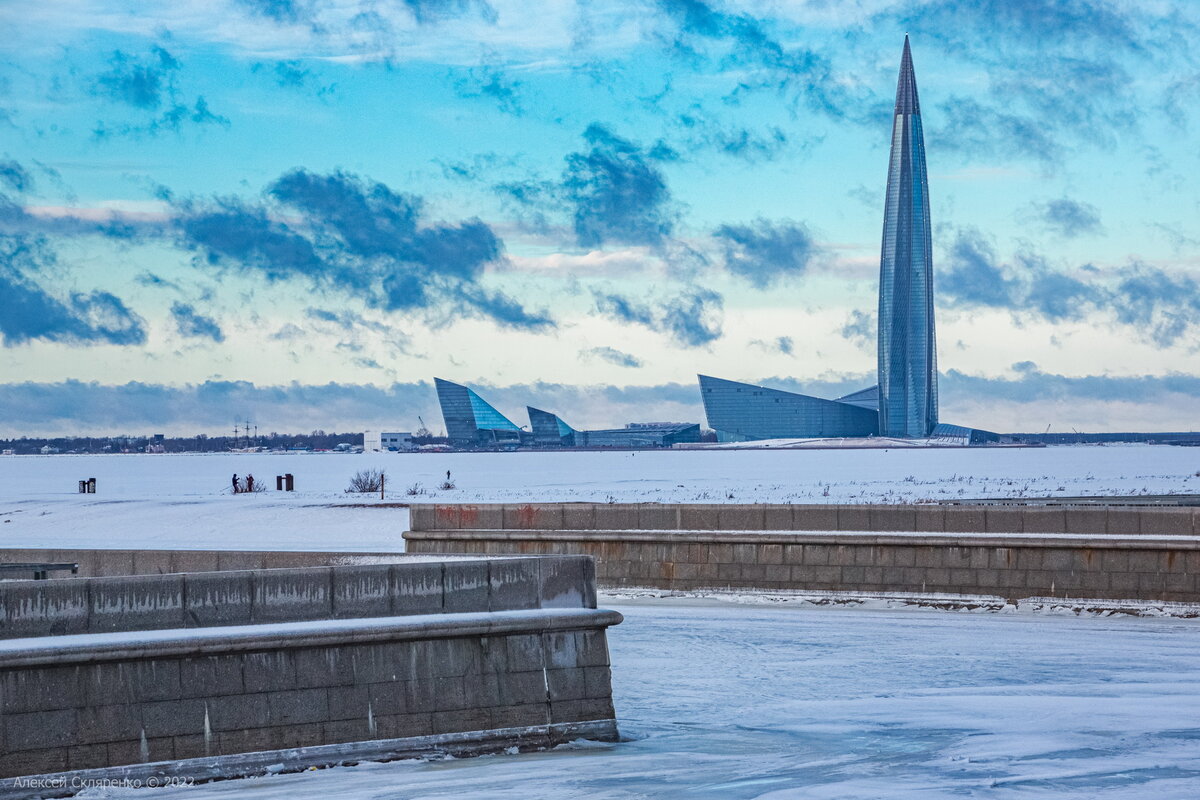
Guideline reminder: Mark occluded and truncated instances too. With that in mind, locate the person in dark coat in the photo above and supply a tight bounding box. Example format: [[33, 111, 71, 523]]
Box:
[[232, 473, 239, 494]]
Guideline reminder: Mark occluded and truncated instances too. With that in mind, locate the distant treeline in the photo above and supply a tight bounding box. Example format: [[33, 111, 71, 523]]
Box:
[[0, 432, 445, 455]]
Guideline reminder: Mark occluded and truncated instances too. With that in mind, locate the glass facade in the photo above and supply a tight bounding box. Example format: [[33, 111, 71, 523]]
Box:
[[434, 377, 521, 445], [527, 406, 576, 447], [878, 36, 938, 438], [576, 423, 700, 448], [699, 375, 878, 441]]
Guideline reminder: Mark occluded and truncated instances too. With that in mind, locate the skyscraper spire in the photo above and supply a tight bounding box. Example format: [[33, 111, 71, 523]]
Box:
[[894, 34, 920, 115], [877, 36, 938, 437]]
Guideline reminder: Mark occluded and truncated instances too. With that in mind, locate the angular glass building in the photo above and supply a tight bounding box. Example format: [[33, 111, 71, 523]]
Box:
[[434, 378, 522, 445], [878, 35, 938, 437], [527, 407, 576, 447], [699, 375, 878, 441]]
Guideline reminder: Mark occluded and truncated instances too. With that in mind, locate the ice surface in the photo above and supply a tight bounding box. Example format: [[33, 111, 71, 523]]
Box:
[[81, 599, 1200, 799], [1, 446, 1197, 551]]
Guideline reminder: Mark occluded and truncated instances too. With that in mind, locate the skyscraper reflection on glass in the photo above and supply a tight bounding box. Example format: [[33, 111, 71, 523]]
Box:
[[877, 35, 938, 437]]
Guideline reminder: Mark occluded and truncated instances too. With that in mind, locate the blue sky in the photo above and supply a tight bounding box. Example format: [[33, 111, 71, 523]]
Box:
[[1, 0, 1198, 435]]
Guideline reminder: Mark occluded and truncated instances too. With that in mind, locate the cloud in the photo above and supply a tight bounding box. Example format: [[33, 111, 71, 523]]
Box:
[[840, 310, 874, 348], [0, 233, 146, 346], [402, 0, 498, 26], [564, 124, 676, 248], [170, 302, 224, 342], [173, 168, 553, 331], [593, 286, 724, 347], [750, 336, 794, 355], [1034, 197, 1104, 237], [89, 46, 229, 137], [672, 114, 791, 162], [454, 62, 523, 115], [582, 346, 643, 368], [714, 218, 819, 289], [940, 228, 1200, 343], [0, 160, 34, 194], [237, 0, 312, 25], [661, 287, 723, 346]]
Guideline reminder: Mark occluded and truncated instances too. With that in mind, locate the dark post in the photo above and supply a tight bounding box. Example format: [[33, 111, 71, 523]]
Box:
[[78, 480, 86, 494], [276, 475, 284, 491], [285, 473, 294, 492], [87, 478, 96, 494]]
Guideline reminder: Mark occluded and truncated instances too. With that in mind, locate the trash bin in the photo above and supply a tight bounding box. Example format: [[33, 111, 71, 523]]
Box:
[[87, 478, 96, 494], [285, 473, 294, 492]]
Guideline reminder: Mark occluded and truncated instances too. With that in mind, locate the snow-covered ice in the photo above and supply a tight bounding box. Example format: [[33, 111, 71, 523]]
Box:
[[82, 598, 1200, 799], [1, 445, 1197, 551]]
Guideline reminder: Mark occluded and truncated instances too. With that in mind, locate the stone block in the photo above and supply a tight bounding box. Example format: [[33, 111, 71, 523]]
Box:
[[140, 698, 208, 738], [836, 506, 871, 531], [442, 560, 489, 612], [268, 688, 330, 726], [543, 630, 581, 669], [1141, 508, 1194, 536], [758, 544, 784, 564], [1064, 508, 1107, 535], [433, 504, 464, 530], [463, 672, 501, 709], [593, 503, 639, 530], [764, 564, 790, 583], [431, 638, 481, 678], [243, 651, 298, 693], [792, 505, 837, 531], [495, 703, 550, 729], [91, 550, 135, 577], [540, 556, 589, 609], [719, 506, 765, 531], [67, 743, 110, 771], [408, 504, 435, 531], [562, 504, 597, 530], [869, 506, 917, 532], [391, 562, 444, 615], [432, 707, 492, 734], [501, 670, 549, 706], [216, 552, 266, 572], [87, 660, 180, 705], [206, 692, 270, 731], [488, 558, 541, 611], [322, 718, 373, 745], [985, 508, 1024, 533], [679, 505, 720, 531], [546, 667, 586, 701], [182, 571, 252, 628], [506, 633, 545, 672], [1022, 508, 1067, 534], [503, 503, 564, 531], [377, 712, 433, 739], [1105, 509, 1140, 535], [637, 504, 679, 530], [327, 684, 373, 719], [331, 564, 392, 619], [0, 747, 69, 777], [550, 698, 614, 724], [89, 574, 185, 633], [293, 646, 356, 689], [763, 505, 794, 530], [1128, 549, 1165, 572], [75, 703, 142, 745], [131, 550, 174, 576], [914, 506, 945, 532], [1, 579, 89, 639], [179, 655, 244, 698], [943, 506, 986, 533], [432, 675, 467, 711], [584, 666, 613, 700], [251, 568, 332, 624]]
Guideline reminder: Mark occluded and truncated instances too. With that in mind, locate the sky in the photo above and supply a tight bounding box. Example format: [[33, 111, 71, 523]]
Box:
[[1, 0, 1198, 436]]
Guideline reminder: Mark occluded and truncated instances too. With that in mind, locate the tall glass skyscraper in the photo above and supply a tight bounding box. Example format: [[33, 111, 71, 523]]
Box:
[[878, 35, 938, 437]]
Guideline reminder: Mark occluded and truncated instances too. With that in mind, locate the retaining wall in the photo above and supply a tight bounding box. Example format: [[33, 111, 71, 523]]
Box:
[[404, 503, 1200, 603], [0, 556, 619, 793], [0, 549, 412, 580]]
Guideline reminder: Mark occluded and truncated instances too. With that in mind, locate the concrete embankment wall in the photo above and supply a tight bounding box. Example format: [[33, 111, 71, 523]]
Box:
[[404, 503, 1200, 603], [0, 548, 409, 579], [0, 557, 596, 639], [0, 556, 620, 792]]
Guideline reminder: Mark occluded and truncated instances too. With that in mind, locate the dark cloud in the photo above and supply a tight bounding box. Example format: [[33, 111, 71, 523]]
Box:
[[90, 46, 229, 138], [0, 233, 146, 346], [932, 98, 1063, 166], [714, 218, 819, 289], [840, 310, 874, 348], [583, 346, 643, 368], [655, 0, 874, 121], [593, 286, 724, 347], [1035, 198, 1104, 237], [0, 160, 34, 194], [174, 168, 553, 331], [941, 228, 1200, 343], [564, 124, 676, 248], [673, 114, 790, 162], [237, 0, 311, 24], [661, 288, 723, 347], [402, 0, 497, 25], [454, 62, 523, 115], [170, 302, 224, 342]]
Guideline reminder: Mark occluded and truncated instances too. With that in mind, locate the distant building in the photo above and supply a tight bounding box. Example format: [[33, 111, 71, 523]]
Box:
[[699, 375, 878, 442], [435, 378, 522, 446], [364, 431, 415, 452], [527, 406, 699, 448]]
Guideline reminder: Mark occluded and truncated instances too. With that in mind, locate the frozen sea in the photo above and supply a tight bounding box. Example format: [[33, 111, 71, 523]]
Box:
[[84, 598, 1200, 800], [1, 445, 1197, 551]]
